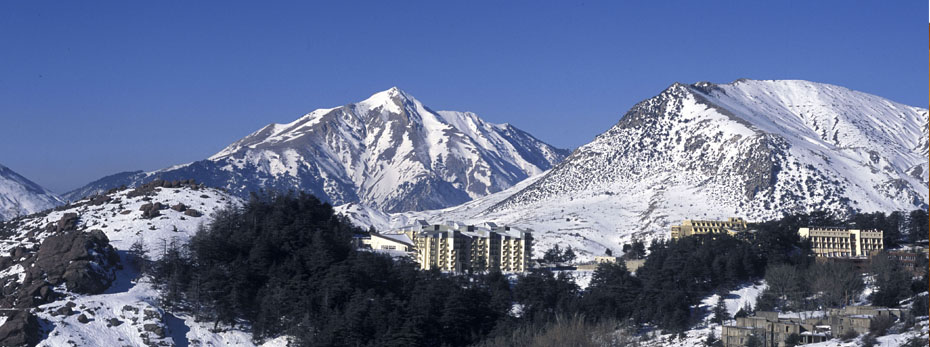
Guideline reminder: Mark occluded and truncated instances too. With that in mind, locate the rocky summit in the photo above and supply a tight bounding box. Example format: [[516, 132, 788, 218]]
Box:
[[64, 88, 568, 213]]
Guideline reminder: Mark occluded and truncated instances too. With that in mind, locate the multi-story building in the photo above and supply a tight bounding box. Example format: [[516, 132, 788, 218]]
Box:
[[396, 220, 532, 273], [798, 227, 883, 257], [670, 217, 749, 240]]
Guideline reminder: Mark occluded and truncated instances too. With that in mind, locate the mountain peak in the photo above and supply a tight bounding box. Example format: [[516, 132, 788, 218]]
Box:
[[0, 163, 63, 220], [356, 86, 419, 114]]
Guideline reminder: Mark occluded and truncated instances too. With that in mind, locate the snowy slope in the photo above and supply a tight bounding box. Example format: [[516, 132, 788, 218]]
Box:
[[342, 79, 930, 260], [0, 183, 296, 346], [64, 88, 569, 213], [0, 163, 63, 221], [2, 183, 239, 259]]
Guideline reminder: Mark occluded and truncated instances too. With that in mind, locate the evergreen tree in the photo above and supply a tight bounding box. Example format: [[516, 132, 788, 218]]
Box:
[[561, 246, 576, 263], [711, 295, 729, 325], [870, 252, 912, 307], [704, 330, 723, 347], [908, 209, 929, 243]]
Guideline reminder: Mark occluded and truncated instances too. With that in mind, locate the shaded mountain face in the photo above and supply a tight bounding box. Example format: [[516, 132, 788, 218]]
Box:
[[0, 164, 63, 220], [491, 79, 928, 221], [65, 88, 568, 212]]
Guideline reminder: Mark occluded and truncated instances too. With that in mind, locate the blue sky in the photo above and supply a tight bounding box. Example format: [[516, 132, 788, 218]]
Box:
[[1, 1, 926, 193]]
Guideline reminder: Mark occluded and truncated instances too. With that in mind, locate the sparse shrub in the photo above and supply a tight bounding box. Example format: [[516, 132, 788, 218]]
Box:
[[839, 329, 858, 341]]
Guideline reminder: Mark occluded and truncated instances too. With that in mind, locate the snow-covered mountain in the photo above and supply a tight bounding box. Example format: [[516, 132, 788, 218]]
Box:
[[0, 163, 63, 220], [344, 79, 930, 259], [64, 87, 568, 213]]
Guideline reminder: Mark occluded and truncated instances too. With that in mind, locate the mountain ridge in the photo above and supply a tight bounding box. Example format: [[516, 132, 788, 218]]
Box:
[[63, 88, 569, 212], [0, 164, 64, 220], [341, 79, 929, 259]]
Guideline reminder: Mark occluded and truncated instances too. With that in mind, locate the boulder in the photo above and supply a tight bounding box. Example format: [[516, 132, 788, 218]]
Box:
[[0, 311, 40, 346], [143, 323, 166, 338], [53, 305, 73, 316], [56, 213, 79, 231], [31, 230, 120, 294], [183, 209, 202, 218]]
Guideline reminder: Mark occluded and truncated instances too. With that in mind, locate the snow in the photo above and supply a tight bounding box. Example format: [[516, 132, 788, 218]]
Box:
[[698, 282, 767, 321], [0, 264, 26, 284], [36, 258, 289, 347], [1, 186, 297, 346], [1, 186, 240, 261], [134, 87, 568, 214], [339, 79, 929, 261], [0, 163, 63, 221]]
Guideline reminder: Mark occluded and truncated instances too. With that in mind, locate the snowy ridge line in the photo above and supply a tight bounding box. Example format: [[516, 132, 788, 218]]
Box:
[[63, 87, 569, 214], [339, 79, 929, 264]]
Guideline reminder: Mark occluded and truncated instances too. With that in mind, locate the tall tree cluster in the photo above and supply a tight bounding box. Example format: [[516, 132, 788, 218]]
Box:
[[151, 192, 512, 346]]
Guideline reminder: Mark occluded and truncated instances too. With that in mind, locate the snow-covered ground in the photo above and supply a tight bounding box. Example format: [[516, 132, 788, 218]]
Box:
[[2, 185, 239, 260], [1, 185, 300, 346], [338, 79, 929, 262], [36, 253, 290, 347], [0, 163, 63, 221]]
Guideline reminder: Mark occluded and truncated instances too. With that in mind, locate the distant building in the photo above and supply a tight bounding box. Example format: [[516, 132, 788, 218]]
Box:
[[670, 217, 749, 240], [594, 256, 619, 264], [798, 227, 883, 257], [395, 220, 532, 273], [721, 305, 906, 347]]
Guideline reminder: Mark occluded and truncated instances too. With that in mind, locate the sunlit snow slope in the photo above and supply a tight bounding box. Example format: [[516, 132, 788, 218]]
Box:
[[343, 79, 930, 260], [0, 164, 63, 221], [65, 88, 568, 213]]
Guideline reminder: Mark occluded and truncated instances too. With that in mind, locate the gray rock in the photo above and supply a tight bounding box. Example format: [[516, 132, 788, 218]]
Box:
[[0, 311, 39, 346]]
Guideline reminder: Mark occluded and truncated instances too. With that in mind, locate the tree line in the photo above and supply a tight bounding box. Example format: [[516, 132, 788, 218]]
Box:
[[144, 192, 928, 346]]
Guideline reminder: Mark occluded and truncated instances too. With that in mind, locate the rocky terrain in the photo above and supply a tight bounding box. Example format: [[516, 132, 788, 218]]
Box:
[[342, 79, 930, 260], [64, 88, 569, 213], [0, 180, 289, 346]]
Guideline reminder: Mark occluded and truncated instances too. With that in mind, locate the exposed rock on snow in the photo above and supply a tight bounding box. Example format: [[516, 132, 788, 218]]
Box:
[[343, 79, 929, 261], [0, 164, 63, 221], [64, 88, 569, 213], [0, 214, 119, 309]]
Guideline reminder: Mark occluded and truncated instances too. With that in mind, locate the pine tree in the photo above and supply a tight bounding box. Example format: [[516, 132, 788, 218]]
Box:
[[704, 330, 723, 347], [711, 296, 729, 325]]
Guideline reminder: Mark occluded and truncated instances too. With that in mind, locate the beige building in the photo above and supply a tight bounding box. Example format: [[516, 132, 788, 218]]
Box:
[[798, 227, 883, 257], [721, 312, 830, 347], [594, 256, 620, 264], [721, 306, 906, 347], [670, 217, 749, 240], [397, 220, 532, 273]]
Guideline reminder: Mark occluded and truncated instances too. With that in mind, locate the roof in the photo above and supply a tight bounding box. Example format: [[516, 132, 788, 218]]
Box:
[[371, 233, 414, 247]]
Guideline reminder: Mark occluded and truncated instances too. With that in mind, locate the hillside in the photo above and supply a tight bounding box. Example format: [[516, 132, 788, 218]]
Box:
[[342, 79, 930, 259], [0, 164, 63, 221], [64, 88, 568, 213]]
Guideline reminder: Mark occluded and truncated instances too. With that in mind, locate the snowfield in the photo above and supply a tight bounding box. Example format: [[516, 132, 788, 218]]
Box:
[[64, 87, 569, 214], [0, 185, 307, 346], [339, 79, 930, 262], [0, 164, 63, 221]]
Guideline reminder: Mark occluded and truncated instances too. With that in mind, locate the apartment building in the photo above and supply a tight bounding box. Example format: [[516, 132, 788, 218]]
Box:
[[670, 217, 749, 240], [798, 227, 883, 257], [396, 220, 532, 273]]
